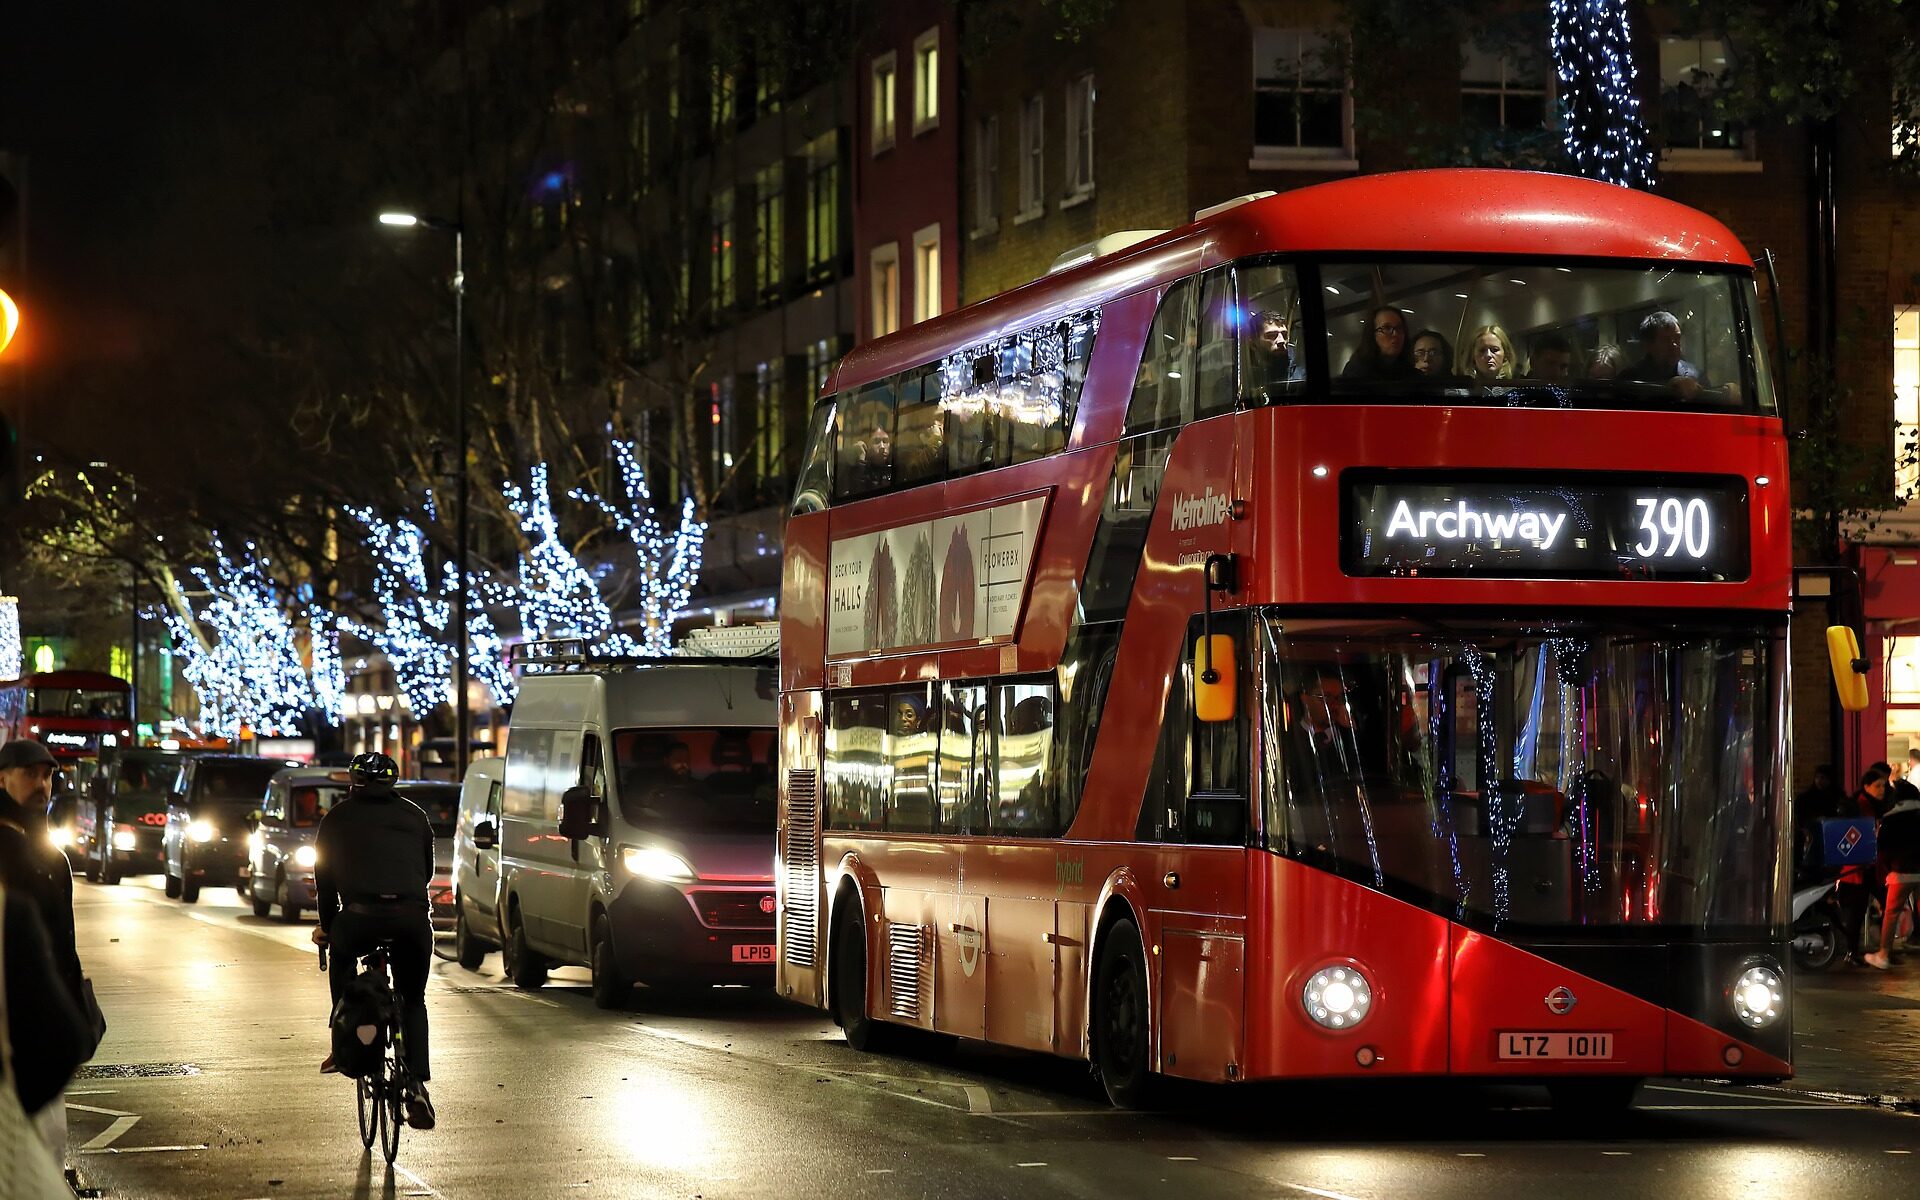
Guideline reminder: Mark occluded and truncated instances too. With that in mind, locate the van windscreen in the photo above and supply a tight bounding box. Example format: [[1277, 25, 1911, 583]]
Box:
[[611, 728, 776, 832]]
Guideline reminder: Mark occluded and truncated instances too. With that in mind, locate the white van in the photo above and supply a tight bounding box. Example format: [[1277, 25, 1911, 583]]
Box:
[[497, 653, 778, 1007], [451, 755, 506, 968]]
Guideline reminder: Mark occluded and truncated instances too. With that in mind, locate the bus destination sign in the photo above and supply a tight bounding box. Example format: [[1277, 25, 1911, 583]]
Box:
[[1343, 471, 1750, 581]]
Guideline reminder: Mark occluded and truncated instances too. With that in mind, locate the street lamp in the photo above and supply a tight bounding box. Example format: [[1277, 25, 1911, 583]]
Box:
[[378, 209, 470, 779]]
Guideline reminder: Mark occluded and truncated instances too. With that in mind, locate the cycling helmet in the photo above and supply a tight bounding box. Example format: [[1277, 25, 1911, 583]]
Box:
[[347, 751, 399, 794]]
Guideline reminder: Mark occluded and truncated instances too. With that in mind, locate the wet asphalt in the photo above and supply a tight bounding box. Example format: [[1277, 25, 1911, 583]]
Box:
[[58, 877, 1920, 1199]]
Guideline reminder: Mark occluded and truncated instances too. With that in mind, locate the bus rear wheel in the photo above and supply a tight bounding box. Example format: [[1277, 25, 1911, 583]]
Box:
[[1093, 917, 1158, 1109]]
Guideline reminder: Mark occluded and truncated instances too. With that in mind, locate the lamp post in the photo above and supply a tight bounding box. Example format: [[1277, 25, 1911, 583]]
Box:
[[379, 211, 470, 779]]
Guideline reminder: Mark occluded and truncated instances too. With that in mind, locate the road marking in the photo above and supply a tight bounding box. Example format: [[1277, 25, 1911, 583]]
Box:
[[1457, 1152, 1486, 1157], [393, 1163, 446, 1198], [78, 1144, 207, 1155], [1280, 1184, 1364, 1200], [1887, 1149, 1913, 1155], [1168, 1155, 1199, 1161], [1642, 1104, 1849, 1112], [1646, 1083, 1813, 1105], [962, 1085, 995, 1114], [1601, 1151, 1631, 1156], [864, 1169, 895, 1175], [67, 1100, 140, 1152], [1015, 1162, 1048, 1167]]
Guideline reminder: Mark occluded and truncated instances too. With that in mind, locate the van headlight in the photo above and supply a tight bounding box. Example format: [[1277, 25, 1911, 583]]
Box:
[[621, 846, 697, 884], [188, 820, 217, 844], [1302, 965, 1373, 1030], [112, 828, 139, 852], [293, 844, 318, 869], [1731, 964, 1784, 1028]]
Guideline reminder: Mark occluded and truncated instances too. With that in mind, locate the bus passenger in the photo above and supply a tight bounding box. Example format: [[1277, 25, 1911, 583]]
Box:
[[1410, 330, 1455, 378], [1588, 343, 1624, 380], [1341, 306, 1419, 380], [1459, 325, 1517, 384], [1622, 310, 1734, 401], [1248, 310, 1305, 393], [1527, 332, 1575, 382]]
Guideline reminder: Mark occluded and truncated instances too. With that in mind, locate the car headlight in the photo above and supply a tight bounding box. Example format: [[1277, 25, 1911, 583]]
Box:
[[621, 845, 697, 884], [112, 828, 139, 852], [1731, 964, 1784, 1029], [1302, 965, 1373, 1030], [293, 844, 318, 869], [188, 820, 217, 844], [47, 826, 74, 850]]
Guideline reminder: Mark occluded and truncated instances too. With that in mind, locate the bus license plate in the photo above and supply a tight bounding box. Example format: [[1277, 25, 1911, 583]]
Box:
[[732, 944, 774, 964], [1497, 1032, 1615, 1060]]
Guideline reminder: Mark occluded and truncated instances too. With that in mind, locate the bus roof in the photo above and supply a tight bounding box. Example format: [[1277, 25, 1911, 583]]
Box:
[[9, 670, 129, 689], [829, 168, 1753, 396]]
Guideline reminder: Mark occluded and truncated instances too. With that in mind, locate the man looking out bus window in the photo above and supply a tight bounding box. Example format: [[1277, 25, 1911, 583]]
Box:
[[1623, 311, 1738, 403], [1249, 310, 1305, 395]]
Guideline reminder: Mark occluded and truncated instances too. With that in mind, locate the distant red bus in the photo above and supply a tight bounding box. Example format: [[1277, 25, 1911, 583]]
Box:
[[0, 670, 135, 761], [776, 169, 1791, 1109]]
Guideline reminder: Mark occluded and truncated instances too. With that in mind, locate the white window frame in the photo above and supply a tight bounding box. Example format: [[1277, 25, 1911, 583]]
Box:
[[973, 114, 1000, 236], [1250, 28, 1356, 172], [912, 224, 942, 325], [912, 28, 940, 135], [1459, 44, 1554, 131], [1657, 36, 1762, 173], [870, 241, 901, 339], [1064, 73, 1095, 202], [870, 51, 898, 155], [1898, 308, 1920, 500], [1017, 93, 1046, 222]]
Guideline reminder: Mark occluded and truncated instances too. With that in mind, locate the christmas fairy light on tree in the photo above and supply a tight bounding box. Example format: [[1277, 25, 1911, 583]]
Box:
[[1549, 0, 1653, 188], [0, 596, 20, 680], [503, 462, 624, 649], [571, 438, 706, 655], [157, 538, 320, 736]]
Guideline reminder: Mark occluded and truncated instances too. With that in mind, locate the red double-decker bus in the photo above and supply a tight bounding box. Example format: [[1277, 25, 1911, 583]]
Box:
[[0, 669, 135, 761], [775, 169, 1790, 1109]]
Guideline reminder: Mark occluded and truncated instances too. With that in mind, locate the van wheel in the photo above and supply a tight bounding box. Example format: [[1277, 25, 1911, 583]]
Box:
[[1092, 918, 1158, 1109], [180, 876, 201, 904], [831, 901, 895, 1052], [84, 838, 103, 883], [276, 876, 301, 922], [164, 870, 182, 899], [504, 908, 547, 990], [455, 905, 489, 970], [590, 915, 631, 1010]]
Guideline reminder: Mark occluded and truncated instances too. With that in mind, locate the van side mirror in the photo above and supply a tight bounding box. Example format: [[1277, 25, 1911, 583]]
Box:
[[1828, 625, 1871, 712], [1194, 634, 1238, 722], [558, 786, 594, 841], [472, 819, 498, 850]]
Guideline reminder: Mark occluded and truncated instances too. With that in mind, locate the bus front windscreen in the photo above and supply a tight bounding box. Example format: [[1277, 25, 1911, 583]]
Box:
[[1259, 614, 1785, 935], [30, 687, 130, 719], [1316, 261, 1771, 413], [611, 728, 776, 832]]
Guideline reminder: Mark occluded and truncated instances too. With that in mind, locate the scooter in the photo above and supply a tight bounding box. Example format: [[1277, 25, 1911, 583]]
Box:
[[1791, 878, 1843, 971]]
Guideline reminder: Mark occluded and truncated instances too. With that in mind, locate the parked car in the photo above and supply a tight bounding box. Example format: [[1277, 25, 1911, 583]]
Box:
[[162, 755, 297, 903], [498, 656, 778, 1008], [77, 747, 202, 884], [451, 756, 506, 968]]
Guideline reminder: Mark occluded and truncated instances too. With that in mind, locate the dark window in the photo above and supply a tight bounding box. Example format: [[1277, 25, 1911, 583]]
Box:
[[610, 728, 776, 831], [993, 682, 1056, 834], [1136, 615, 1251, 845], [887, 685, 939, 833], [826, 696, 887, 830], [1053, 621, 1120, 834], [791, 398, 835, 515], [1125, 278, 1198, 434], [1079, 430, 1176, 623], [835, 378, 896, 498], [894, 366, 946, 487], [939, 682, 991, 834], [1194, 267, 1239, 418]]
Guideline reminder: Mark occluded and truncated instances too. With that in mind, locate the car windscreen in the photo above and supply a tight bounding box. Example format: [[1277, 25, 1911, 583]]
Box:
[[611, 728, 776, 832], [189, 761, 283, 806], [286, 785, 347, 828], [397, 785, 460, 838]]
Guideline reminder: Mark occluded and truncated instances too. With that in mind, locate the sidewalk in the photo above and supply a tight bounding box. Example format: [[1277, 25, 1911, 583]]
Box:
[[1790, 961, 1920, 1107]]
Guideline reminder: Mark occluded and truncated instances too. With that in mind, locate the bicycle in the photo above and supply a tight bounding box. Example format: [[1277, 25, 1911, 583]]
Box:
[[320, 937, 415, 1163]]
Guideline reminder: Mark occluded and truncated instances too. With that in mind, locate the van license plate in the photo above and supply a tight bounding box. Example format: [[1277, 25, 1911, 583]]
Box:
[[732, 944, 774, 964], [1497, 1032, 1615, 1060]]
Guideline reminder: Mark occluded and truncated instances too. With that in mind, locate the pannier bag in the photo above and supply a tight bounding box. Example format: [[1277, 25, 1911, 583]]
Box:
[[328, 968, 395, 1080]]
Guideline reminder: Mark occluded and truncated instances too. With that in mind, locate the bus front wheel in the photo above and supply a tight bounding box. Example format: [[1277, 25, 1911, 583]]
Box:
[[1093, 917, 1158, 1109], [832, 900, 895, 1053]]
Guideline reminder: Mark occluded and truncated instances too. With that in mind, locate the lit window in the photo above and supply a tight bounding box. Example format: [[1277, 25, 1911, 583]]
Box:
[[1460, 45, 1550, 130], [710, 187, 735, 315], [1252, 29, 1349, 156], [755, 358, 787, 487], [1898, 309, 1920, 498], [870, 242, 901, 339], [755, 163, 784, 304], [973, 115, 1000, 233], [1659, 36, 1747, 155], [871, 52, 898, 153], [1018, 94, 1045, 218], [805, 133, 841, 281], [912, 225, 941, 325], [913, 29, 939, 133], [1064, 75, 1095, 196]]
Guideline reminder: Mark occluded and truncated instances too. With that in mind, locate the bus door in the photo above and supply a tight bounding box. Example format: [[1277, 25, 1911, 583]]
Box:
[[1137, 613, 1252, 1082]]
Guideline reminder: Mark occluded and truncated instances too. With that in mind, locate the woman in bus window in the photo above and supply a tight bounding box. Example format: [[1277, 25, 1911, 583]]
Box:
[[1409, 330, 1456, 380], [1341, 306, 1419, 381], [1459, 324, 1517, 385]]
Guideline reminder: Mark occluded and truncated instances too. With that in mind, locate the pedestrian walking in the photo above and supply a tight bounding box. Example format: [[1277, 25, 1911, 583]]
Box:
[[1865, 786, 1920, 969], [1837, 767, 1890, 966]]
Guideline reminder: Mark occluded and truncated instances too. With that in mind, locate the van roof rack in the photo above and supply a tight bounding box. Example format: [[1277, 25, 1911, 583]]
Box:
[[508, 637, 777, 676]]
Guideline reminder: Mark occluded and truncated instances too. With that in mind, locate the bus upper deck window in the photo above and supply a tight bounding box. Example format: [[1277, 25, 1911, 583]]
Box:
[[895, 366, 946, 486], [836, 379, 897, 498], [1238, 263, 1305, 404], [790, 398, 836, 515]]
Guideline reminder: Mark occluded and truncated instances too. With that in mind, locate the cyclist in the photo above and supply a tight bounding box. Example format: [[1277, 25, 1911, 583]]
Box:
[[311, 752, 436, 1129]]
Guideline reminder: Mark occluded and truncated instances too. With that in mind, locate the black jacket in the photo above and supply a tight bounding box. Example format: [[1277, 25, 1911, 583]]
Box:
[[4, 892, 90, 1113], [0, 790, 83, 1001], [1879, 798, 1920, 876], [314, 791, 435, 932]]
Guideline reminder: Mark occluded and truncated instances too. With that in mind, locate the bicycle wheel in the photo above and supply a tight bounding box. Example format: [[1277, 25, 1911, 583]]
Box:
[[356, 1073, 377, 1149], [379, 1039, 403, 1163]]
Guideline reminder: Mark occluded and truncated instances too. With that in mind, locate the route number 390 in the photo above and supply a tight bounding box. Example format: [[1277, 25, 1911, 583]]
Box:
[[1633, 497, 1711, 559]]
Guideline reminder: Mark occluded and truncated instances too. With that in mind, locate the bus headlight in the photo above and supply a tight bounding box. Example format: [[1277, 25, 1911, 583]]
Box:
[[188, 820, 217, 844], [293, 844, 318, 869], [621, 846, 697, 884], [1302, 965, 1373, 1030], [1731, 964, 1783, 1029], [112, 828, 139, 852]]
